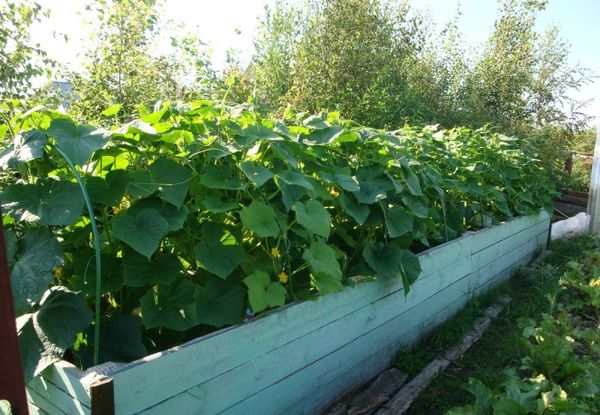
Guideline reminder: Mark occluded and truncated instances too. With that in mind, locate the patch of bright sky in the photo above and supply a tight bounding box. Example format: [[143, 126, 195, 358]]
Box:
[[32, 0, 599, 123]]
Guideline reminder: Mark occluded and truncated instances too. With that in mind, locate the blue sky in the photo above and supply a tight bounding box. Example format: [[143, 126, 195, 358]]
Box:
[[33, 0, 599, 123]]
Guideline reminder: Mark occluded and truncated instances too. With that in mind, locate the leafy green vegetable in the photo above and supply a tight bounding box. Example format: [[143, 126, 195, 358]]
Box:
[[239, 200, 280, 238], [243, 271, 287, 313], [140, 278, 197, 331], [0, 102, 555, 378], [113, 208, 169, 258], [2, 179, 84, 225], [195, 277, 245, 327], [46, 118, 108, 165], [293, 200, 331, 238], [10, 228, 63, 315], [195, 223, 247, 279]]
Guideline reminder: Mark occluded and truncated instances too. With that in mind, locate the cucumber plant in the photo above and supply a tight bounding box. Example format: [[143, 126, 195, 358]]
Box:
[[0, 101, 556, 379]]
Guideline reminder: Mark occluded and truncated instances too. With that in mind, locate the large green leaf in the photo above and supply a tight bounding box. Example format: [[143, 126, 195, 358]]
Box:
[[140, 278, 198, 331], [0, 130, 48, 169], [195, 277, 245, 327], [363, 242, 421, 292], [338, 192, 370, 225], [128, 198, 188, 232], [362, 241, 403, 279], [402, 195, 429, 218], [195, 223, 247, 279], [353, 177, 390, 204], [2, 179, 84, 225], [35, 288, 93, 355], [18, 287, 92, 382], [299, 126, 343, 145], [397, 249, 422, 292], [47, 118, 108, 165], [275, 170, 314, 191], [71, 250, 124, 295], [401, 165, 423, 196], [243, 270, 286, 313], [302, 239, 342, 284], [319, 171, 360, 192], [239, 200, 280, 238], [199, 190, 238, 213], [149, 159, 193, 207], [113, 208, 169, 258], [162, 204, 190, 232], [123, 249, 182, 287], [384, 206, 414, 238], [128, 171, 158, 197], [240, 124, 281, 142], [293, 200, 331, 239], [312, 273, 344, 294], [200, 165, 245, 190], [16, 314, 44, 382], [77, 315, 147, 369], [240, 161, 273, 187], [10, 228, 63, 315], [86, 169, 128, 206], [279, 182, 307, 211]]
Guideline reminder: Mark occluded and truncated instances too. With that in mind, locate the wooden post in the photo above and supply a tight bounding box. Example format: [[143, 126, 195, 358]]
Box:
[[90, 378, 115, 415], [0, 212, 29, 415], [588, 128, 600, 233]]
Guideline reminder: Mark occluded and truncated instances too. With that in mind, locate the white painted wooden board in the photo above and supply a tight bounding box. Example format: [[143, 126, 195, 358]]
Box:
[[27, 211, 550, 415]]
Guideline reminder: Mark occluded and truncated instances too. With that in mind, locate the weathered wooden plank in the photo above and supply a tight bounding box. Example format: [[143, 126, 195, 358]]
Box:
[[35, 361, 92, 407], [473, 236, 541, 288], [472, 221, 543, 271], [470, 214, 540, 252], [417, 233, 472, 276], [109, 236, 475, 414], [27, 376, 90, 415], [378, 296, 512, 415], [133, 241, 473, 414], [27, 388, 68, 415]]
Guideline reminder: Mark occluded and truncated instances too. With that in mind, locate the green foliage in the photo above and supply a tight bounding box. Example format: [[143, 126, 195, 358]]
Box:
[[0, 101, 553, 377], [0, 0, 54, 103], [65, 0, 215, 123], [8, 228, 63, 315], [17, 287, 92, 382], [245, 0, 593, 190], [446, 245, 600, 415]]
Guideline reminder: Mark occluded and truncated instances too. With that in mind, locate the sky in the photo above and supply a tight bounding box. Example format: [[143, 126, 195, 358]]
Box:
[[31, 0, 600, 124]]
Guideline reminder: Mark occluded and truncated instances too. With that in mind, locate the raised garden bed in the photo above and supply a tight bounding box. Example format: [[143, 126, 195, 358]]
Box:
[[27, 210, 550, 415]]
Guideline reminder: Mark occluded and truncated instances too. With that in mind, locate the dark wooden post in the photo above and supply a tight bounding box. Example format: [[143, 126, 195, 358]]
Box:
[[0, 212, 29, 414], [564, 151, 573, 175]]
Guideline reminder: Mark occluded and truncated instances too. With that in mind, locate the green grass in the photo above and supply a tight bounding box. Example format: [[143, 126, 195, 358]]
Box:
[[394, 235, 600, 414]]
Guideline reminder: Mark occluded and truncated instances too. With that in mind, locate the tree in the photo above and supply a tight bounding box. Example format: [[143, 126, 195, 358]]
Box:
[[464, 0, 591, 133], [249, 0, 427, 128], [68, 0, 164, 121], [0, 0, 54, 112], [68, 0, 216, 122], [287, 0, 425, 128], [250, 2, 303, 114]]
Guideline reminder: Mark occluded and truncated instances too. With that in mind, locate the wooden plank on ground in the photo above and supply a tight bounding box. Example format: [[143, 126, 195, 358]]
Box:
[[376, 296, 511, 415]]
